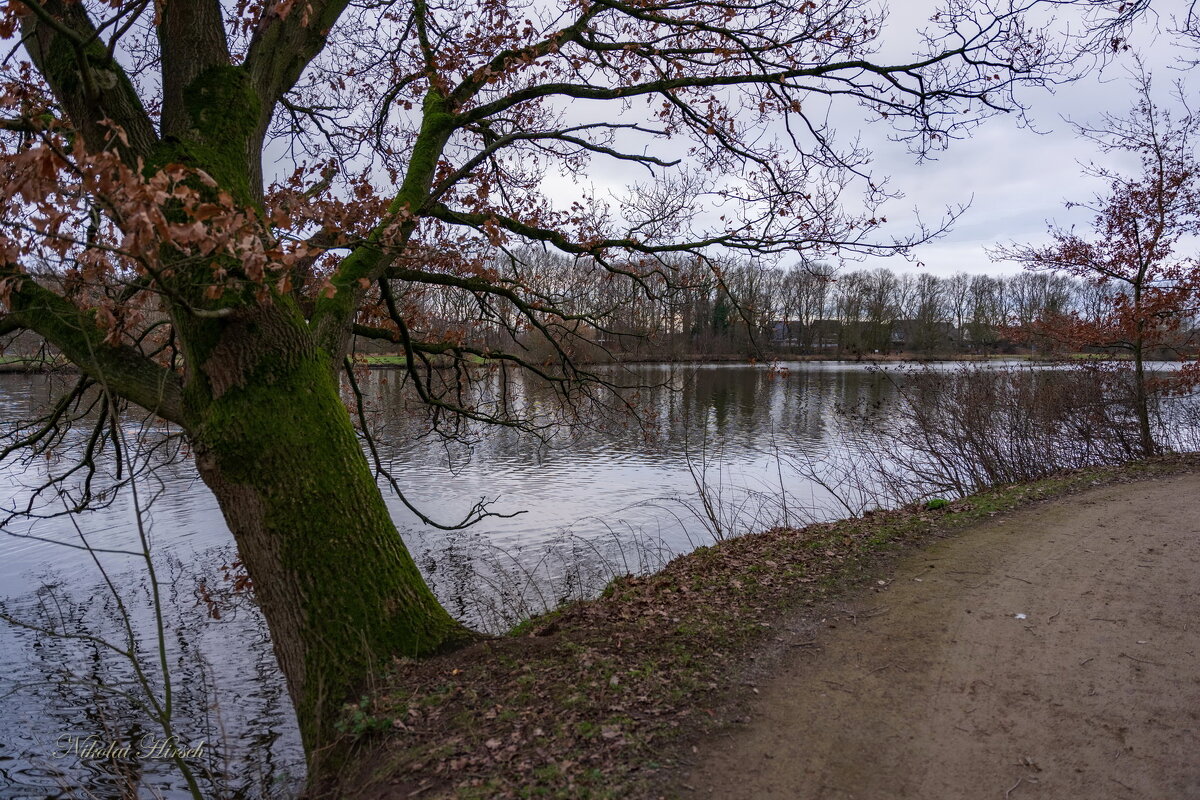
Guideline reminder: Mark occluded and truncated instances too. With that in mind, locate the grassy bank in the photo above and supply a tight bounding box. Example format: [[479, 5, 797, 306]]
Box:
[[0, 355, 74, 373], [319, 454, 1199, 799]]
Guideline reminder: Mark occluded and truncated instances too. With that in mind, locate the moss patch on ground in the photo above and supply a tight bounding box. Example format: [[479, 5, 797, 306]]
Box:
[[318, 455, 1200, 800]]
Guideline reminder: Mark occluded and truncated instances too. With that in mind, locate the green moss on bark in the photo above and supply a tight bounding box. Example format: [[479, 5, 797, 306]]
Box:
[[149, 65, 261, 205], [183, 65, 260, 141], [312, 89, 455, 336], [42, 38, 139, 107], [190, 329, 471, 756]]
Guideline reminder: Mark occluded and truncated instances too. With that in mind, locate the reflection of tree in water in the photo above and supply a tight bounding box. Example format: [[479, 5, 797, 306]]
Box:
[[1, 549, 303, 799], [357, 364, 896, 464]]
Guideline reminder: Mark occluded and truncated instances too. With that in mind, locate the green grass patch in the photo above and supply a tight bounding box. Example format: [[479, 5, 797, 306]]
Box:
[[361, 353, 488, 367]]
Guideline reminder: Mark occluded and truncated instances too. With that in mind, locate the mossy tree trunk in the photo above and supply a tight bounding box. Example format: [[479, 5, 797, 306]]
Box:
[[184, 302, 472, 757], [155, 75, 473, 761]]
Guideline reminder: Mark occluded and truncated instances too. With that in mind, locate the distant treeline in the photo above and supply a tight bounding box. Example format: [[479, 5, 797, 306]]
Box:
[[375, 251, 1196, 360], [4, 254, 1193, 370]]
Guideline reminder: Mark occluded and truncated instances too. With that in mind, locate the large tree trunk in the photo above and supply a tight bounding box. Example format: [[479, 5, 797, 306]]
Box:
[[147, 65, 475, 773], [183, 304, 473, 763]]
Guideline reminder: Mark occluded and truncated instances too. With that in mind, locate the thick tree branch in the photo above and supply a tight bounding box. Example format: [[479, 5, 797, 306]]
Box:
[[19, 0, 156, 164], [157, 0, 232, 138], [243, 0, 354, 193], [308, 88, 456, 354], [245, 0, 354, 104], [2, 273, 185, 425], [352, 322, 399, 342]]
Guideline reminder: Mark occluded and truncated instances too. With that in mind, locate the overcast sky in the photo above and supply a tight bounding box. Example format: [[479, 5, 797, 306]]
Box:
[[532, 2, 1199, 280], [849, 2, 1199, 278]]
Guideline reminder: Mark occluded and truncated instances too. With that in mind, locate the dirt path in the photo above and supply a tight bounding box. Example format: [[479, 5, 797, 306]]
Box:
[[681, 474, 1200, 799]]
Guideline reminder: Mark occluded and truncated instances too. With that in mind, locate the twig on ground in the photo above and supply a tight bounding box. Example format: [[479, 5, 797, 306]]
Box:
[[1119, 652, 1163, 666]]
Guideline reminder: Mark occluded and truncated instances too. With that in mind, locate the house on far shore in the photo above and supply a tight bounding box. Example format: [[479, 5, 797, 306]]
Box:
[[889, 320, 960, 352], [768, 319, 841, 351]]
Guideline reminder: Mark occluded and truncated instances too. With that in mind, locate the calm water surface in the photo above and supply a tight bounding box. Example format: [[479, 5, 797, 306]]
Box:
[[0, 361, 958, 797]]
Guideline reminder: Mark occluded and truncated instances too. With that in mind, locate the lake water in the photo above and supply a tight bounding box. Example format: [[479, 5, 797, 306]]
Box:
[[0, 360, 1138, 798]]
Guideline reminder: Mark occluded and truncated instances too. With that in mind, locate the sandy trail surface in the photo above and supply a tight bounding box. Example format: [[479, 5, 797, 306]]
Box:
[[681, 474, 1200, 799]]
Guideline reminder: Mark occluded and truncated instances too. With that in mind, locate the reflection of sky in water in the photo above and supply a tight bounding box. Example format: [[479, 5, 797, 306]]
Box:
[[0, 363, 906, 597], [369, 365, 894, 576]]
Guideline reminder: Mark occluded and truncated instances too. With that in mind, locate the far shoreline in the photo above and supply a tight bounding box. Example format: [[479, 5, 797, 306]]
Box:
[[353, 350, 1141, 370], [0, 350, 1152, 375]]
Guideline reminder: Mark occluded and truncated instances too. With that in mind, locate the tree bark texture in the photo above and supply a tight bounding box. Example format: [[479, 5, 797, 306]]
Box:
[[186, 303, 471, 755]]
